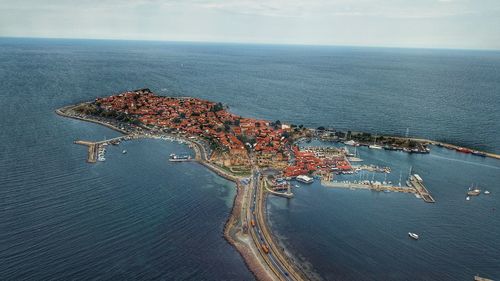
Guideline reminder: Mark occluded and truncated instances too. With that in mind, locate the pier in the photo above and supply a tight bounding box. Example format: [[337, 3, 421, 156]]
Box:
[[321, 180, 416, 193], [74, 140, 99, 163], [320, 173, 435, 203], [408, 174, 435, 203], [73, 135, 135, 163]]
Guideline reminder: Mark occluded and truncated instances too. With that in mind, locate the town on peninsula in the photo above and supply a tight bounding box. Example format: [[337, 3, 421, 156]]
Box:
[[56, 88, 498, 281]]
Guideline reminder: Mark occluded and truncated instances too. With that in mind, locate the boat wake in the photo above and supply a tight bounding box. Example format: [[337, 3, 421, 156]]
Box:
[[430, 154, 500, 170]]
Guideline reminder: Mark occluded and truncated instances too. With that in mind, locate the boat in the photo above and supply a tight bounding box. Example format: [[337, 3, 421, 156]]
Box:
[[344, 140, 359, 146], [296, 175, 314, 184], [344, 147, 355, 157], [472, 150, 487, 157], [169, 154, 192, 162], [467, 184, 481, 196], [369, 144, 383, 149], [474, 275, 494, 281], [466, 196, 470, 201], [408, 232, 419, 240], [456, 147, 472, 153], [122, 150, 127, 154], [383, 145, 399, 151], [347, 157, 363, 162], [484, 190, 490, 195], [467, 189, 481, 196]]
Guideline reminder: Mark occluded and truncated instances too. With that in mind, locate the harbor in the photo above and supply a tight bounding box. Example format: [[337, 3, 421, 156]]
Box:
[[73, 134, 197, 164], [320, 173, 435, 203], [320, 179, 416, 194]]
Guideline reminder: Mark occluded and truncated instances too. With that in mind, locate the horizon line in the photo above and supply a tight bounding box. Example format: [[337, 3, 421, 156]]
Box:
[[1, 35, 500, 52]]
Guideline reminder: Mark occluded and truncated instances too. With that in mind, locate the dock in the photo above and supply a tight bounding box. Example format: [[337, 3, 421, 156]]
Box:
[[321, 172, 436, 203], [74, 140, 99, 163], [321, 180, 416, 193], [74, 135, 130, 163], [408, 174, 435, 203]]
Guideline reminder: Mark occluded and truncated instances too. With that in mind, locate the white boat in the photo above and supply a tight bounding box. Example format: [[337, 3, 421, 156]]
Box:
[[369, 137, 382, 149], [408, 232, 419, 240], [467, 188, 481, 196], [169, 154, 191, 162], [344, 140, 359, 146], [484, 190, 490, 195], [466, 196, 470, 201], [347, 157, 363, 162], [296, 175, 314, 184], [122, 150, 127, 154]]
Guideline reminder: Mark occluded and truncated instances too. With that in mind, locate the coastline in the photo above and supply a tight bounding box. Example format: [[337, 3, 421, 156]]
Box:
[[56, 101, 499, 281], [55, 104, 291, 281]]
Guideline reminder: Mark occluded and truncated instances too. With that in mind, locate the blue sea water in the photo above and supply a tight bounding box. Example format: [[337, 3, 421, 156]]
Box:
[[0, 37, 499, 280], [268, 142, 500, 280]]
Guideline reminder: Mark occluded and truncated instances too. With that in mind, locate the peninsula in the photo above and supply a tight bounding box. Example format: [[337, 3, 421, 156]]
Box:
[[56, 88, 499, 281]]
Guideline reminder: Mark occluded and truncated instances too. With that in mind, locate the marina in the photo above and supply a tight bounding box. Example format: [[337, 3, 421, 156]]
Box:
[[320, 179, 416, 194], [73, 134, 196, 164]]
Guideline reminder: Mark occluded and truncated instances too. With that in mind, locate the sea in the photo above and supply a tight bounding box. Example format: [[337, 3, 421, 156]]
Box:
[[0, 37, 499, 280]]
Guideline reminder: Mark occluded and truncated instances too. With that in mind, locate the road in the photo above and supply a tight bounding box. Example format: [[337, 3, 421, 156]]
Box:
[[247, 169, 304, 281]]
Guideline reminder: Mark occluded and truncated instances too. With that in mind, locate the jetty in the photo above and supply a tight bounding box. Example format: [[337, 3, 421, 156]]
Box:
[[407, 174, 435, 203], [321, 180, 416, 194], [74, 140, 99, 163], [73, 135, 131, 163]]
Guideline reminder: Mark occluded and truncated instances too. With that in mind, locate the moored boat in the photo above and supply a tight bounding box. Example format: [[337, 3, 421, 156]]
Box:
[[456, 147, 472, 153], [296, 175, 314, 184], [344, 140, 359, 146], [472, 150, 487, 157], [169, 154, 192, 162]]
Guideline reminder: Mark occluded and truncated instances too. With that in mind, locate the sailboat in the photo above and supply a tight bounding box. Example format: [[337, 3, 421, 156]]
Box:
[[467, 184, 481, 196], [369, 137, 382, 149], [347, 146, 363, 162], [344, 146, 355, 157]]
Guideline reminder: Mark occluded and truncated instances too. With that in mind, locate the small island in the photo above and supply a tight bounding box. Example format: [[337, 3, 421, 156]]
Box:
[[56, 88, 499, 281]]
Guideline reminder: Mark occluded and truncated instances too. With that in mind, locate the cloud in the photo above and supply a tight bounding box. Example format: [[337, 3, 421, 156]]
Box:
[[0, 0, 499, 49]]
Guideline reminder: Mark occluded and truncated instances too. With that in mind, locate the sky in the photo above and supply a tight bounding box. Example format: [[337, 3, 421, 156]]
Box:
[[0, 0, 499, 49]]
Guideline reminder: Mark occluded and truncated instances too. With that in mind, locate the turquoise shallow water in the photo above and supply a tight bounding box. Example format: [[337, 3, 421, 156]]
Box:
[[0, 38, 499, 280]]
